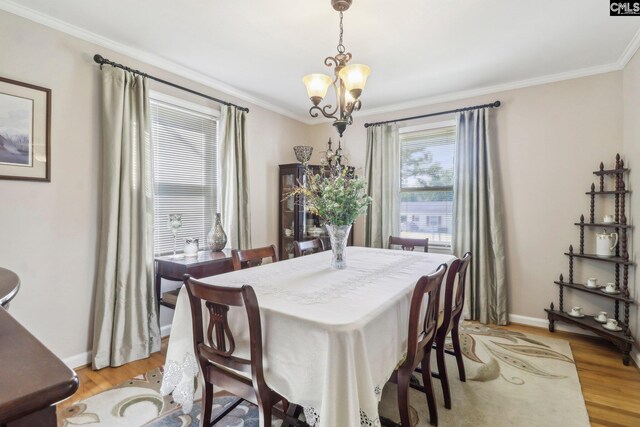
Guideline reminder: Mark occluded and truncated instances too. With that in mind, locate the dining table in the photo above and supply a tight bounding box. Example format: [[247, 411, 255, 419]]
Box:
[[161, 246, 455, 427]]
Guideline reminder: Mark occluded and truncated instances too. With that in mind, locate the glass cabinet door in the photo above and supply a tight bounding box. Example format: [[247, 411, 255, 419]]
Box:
[[280, 171, 296, 259]]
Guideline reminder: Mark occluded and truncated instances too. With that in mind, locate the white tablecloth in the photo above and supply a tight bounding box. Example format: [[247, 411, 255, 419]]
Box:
[[160, 247, 455, 427]]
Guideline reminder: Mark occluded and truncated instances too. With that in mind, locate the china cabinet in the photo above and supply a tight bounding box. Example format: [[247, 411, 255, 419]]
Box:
[[278, 163, 354, 260], [545, 154, 634, 365]]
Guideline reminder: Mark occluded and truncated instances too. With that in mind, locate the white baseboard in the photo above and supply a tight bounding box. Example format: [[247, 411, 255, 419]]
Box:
[[62, 324, 172, 370], [509, 313, 639, 367]]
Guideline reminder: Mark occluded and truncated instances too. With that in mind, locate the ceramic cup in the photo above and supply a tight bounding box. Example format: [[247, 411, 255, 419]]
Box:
[[586, 277, 598, 288], [606, 318, 618, 329], [603, 214, 614, 224], [597, 311, 608, 322], [570, 306, 582, 316], [284, 228, 293, 237], [605, 282, 617, 293]]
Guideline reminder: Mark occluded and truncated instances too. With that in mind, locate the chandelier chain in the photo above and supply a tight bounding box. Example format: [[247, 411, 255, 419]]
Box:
[[337, 11, 345, 53]]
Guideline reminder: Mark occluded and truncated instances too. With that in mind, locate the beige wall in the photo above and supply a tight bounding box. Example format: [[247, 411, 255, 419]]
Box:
[[307, 72, 625, 323], [623, 49, 640, 353], [0, 10, 308, 365]]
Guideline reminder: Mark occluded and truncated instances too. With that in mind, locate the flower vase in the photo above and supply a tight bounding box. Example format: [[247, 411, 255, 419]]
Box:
[[208, 213, 227, 251], [326, 224, 351, 269]]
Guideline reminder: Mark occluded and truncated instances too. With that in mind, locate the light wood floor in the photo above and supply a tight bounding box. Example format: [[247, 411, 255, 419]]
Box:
[[57, 324, 640, 426]]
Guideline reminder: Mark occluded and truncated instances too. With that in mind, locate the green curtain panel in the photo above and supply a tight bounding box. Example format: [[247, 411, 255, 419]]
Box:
[[92, 66, 160, 369], [220, 105, 251, 250], [452, 108, 507, 325], [365, 123, 400, 248]]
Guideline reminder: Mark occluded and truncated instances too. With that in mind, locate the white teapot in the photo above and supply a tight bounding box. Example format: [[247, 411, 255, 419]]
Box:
[[596, 230, 618, 257]]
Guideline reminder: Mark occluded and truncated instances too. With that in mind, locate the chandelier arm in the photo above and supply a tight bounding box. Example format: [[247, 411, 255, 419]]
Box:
[[325, 56, 339, 68], [310, 105, 338, 120]]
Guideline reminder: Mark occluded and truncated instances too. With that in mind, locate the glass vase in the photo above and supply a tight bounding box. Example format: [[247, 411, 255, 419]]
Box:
[[208, 213, 228, 252], [326, 224, 351, 269]]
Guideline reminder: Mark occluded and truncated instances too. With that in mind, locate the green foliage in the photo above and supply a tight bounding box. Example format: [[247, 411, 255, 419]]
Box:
[[286, 167, 372, 226]]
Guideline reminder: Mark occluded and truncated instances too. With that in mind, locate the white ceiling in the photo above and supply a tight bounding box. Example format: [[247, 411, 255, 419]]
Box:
[[2, 0, 640, 122]]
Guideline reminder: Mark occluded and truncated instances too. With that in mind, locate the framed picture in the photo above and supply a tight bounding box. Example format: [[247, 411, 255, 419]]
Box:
[[0, 76, 51, 182]]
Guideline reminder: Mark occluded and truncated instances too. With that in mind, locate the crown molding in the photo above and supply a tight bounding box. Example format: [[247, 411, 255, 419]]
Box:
[[2, 0, 640, 126], [0, 0, 309, 123]]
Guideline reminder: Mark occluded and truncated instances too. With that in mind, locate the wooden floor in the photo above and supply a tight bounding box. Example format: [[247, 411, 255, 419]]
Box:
[[57, 325, 640, 426]]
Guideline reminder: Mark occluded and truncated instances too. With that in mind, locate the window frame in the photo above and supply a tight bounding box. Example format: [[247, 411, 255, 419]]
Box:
[[398, 119, 456, 250], [149, 91, 220, 256]]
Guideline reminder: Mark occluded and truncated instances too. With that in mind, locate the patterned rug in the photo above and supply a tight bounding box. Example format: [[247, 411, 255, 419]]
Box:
[[58, 324, 589, 426]]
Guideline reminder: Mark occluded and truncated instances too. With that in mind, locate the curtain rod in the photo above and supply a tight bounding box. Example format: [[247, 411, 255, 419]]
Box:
[[364, 100, 500, 128], [93, 54, 250, 113]]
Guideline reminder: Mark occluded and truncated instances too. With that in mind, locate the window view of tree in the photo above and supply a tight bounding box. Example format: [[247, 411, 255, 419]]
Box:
[[399, 125, 455, 245]]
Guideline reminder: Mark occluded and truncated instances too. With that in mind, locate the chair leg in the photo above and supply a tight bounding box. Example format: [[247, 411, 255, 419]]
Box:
[[258, 399, 272, 427], [435, 337, 451, 409], [200, 382, 213, 427], [397, 370, 412, 427], [420, 352, 438, 426], [451, 320, 466, 382]]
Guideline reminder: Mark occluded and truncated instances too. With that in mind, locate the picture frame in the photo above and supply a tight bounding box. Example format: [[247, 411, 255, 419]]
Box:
[[0, 76, 51, 182]]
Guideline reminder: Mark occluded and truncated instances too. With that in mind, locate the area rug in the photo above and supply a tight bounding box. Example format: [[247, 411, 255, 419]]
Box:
[[58, 324, 589, 426]]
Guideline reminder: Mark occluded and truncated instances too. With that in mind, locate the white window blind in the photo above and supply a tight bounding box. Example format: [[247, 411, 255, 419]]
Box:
[[151, 97, 218, 255], [399, 125, 456, 246]]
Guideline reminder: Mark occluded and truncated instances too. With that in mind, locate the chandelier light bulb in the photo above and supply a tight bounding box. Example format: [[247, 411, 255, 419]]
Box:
[[303, 74, 333, 105]]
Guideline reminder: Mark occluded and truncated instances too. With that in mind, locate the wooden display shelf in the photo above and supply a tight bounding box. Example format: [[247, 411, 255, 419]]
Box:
[[574, 222, 632, 229], [585, 190, 630, 195], [553, 281, 634, 303], [545, 308, 633, 366], [593, 168, 629, 176], [564, 252, 633, 265]]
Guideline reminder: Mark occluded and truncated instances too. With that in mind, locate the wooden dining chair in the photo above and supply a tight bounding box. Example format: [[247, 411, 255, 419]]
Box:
[[184, 275, 307, 427], [231, 244, 278, 271], [388, 236, 429, 253], [431, 252, 472, 410], [390, 263, 447, 427], [293, 238, 325, 257]]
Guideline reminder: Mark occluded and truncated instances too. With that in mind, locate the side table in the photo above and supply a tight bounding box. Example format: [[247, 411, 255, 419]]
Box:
[[155, 249, 234, 309]]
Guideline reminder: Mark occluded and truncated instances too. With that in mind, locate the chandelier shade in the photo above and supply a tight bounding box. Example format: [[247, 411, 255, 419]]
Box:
[[338, 64, 370, 99], [303, 74, 333, 105]]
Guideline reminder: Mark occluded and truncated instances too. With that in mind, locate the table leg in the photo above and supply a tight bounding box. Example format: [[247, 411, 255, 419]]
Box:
[[155, 266, 162, 311]]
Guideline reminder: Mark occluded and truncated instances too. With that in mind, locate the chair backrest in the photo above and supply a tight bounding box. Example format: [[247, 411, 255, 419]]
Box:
[[184, 275, 265, 382], [293, 238, 325, 257], [231, 244, 278, 270], [405, 263, 447, 367], [440, 252, 472, 334], [388, 236, 429, 253]]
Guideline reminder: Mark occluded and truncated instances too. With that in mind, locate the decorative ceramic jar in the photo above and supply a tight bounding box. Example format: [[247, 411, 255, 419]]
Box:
[[326, 224, 351, 269], [208, 213, 228, 251], [293, 146, 313, 164]]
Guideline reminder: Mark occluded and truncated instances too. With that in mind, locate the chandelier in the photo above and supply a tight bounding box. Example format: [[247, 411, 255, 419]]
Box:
[[302, 0, 370, 137]]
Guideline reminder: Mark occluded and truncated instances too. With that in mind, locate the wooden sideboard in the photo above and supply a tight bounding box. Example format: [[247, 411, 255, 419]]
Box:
[[0, 268, 78, 426], [155, 249, 234, 309]]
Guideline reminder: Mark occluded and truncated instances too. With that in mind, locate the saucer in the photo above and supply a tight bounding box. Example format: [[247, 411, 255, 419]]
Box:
[[584, 284, 599, 289], [594, 316, 607, 324], [602, 288, 621, 295], [568, 312, 585, 318], [602, 323, 623, 332]]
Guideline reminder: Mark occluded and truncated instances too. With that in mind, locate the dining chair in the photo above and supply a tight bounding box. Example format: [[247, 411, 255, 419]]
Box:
[[431, 252, 472, 410], [390, 263, 447, 427], [388, 236, 429, 253], [293, 238, 325, 257], [231, 244, 278, 271], [184, 275, 307, 427]]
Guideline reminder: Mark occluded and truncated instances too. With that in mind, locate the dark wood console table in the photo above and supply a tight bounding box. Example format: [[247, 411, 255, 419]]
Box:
[[0, 267, 20, 309], [0, 268, 78, 426], [155, 249, 234, 309]]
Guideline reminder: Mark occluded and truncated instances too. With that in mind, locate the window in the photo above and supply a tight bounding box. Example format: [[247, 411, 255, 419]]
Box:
[[151, 93, 218, 255], [399, 121, 456, 247]]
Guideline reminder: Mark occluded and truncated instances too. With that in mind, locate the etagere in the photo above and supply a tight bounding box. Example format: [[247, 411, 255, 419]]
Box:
[[278, 164, 354, 260], [545, 154, 635, 365]]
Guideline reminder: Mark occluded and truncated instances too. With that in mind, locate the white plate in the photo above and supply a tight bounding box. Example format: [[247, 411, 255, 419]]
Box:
[[594, 316, 607, 324], [601, 288, 621, 294], [602, 324, 623, 332], [568, 312, 585, 318]]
